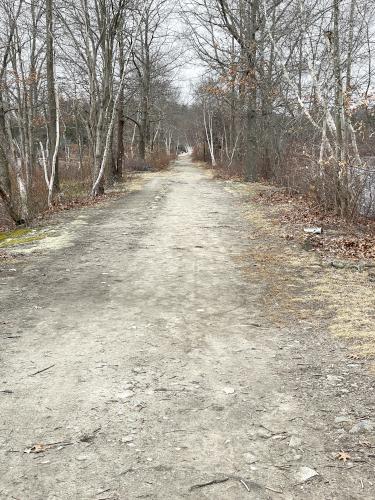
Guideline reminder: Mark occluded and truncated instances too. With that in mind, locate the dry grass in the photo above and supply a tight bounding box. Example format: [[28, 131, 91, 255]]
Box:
[[314, 272, 375, 357], [228, 181, 375, 368]]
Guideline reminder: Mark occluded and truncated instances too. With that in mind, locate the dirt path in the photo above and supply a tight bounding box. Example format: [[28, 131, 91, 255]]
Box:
[[1, 157, 375, 499]]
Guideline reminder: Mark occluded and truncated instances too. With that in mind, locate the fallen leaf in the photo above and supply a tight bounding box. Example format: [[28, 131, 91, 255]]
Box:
[[336, 450, 351, 463]]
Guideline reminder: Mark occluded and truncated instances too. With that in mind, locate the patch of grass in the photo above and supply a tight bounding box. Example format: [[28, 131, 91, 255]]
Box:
[[0, 228, 30, 243], [315, 272, 375, 356], [0, 228, 46, 248]]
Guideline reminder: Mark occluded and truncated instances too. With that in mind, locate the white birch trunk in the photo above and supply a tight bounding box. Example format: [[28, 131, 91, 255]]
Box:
[[91, 1, 149, 196], [15, 158, 28, 221], [48, 81, 60, 207], [203, 106, 216, 167]]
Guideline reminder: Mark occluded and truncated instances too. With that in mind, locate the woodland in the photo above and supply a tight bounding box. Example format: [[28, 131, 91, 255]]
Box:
[[0, 0, 374, 226]]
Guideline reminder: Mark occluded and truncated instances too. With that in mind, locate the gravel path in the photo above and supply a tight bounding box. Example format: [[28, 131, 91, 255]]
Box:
[[1, 157, 374, 499]]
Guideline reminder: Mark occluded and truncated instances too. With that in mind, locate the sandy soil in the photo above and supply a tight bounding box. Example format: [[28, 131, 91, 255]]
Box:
[[1, 157, 375, 499]]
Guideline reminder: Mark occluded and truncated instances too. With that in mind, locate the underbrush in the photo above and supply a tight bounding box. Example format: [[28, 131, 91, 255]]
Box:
[[255, 187, 375, 260], [211, 161, 245, 181], [124, 151, 175, 172], [1, 150, 175, 231], [148, 150, 176, 171], [192, 145, 245, 180], [192, 142, 375, 258]]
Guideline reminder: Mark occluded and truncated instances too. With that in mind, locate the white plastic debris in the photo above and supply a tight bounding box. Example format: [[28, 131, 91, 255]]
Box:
[[304, 227, 323, 234]]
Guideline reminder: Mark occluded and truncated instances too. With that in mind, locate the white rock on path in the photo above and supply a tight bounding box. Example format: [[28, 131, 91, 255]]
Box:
[[294, 466, 319, 484], [289, 435, 302, 448], [223, 387, 235, 394], [243, 452, 257, 464], [121, 436, 134, 443], [334, 416, 352, 424], [117, 390, 135, 399]]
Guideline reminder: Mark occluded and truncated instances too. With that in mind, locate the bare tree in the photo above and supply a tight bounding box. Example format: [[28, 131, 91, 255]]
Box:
[[46, 0, 60, 199], [186, 0, 375, 216]]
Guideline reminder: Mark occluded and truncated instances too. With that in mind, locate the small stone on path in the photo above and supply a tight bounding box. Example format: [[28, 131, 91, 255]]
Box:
[[295, 466, 318, 483], [334, 416, 352, 424], [349, 420, 374, 434], [243, 452, 256, 464], [223, 387, 235, 394], [289, 435, 302, 448], [121, 436, 134, 444], [117, 390, 135, 399]]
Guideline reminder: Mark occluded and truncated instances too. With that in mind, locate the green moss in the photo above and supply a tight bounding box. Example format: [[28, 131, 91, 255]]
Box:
[[0, 228, 46, 248]]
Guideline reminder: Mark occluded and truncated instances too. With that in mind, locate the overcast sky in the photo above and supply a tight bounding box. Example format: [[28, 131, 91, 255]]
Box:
[[171, 10, 206, 104], [177, 62, 205, 103]]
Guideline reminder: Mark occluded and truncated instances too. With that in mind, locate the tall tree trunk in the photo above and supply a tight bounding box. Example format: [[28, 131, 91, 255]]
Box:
[[244, 0, 258, 181], [138, 127, 146, 160], [114, 111, 124, 181], [137, 14, 151, 161], [139, 89, 150, 160], [0, 112, 13, 219], [332, 0, 348, 214], [0, 102, 26, 223], [46, 0, 60, 196], [333, 0, 344, 162], [113, 38, 125, 181]]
